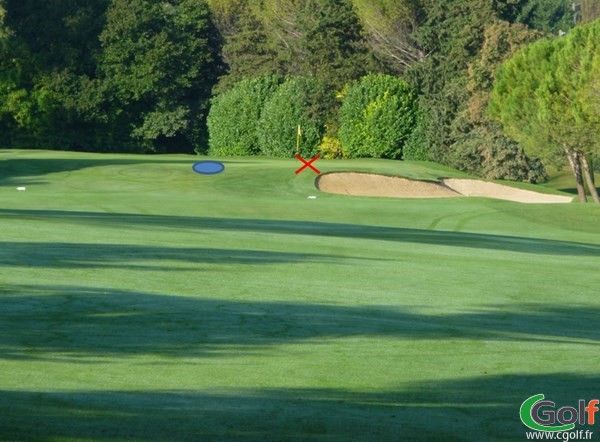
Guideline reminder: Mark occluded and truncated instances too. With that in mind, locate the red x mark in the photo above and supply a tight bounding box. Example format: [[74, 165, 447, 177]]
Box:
[[295, 154, 321, 175]]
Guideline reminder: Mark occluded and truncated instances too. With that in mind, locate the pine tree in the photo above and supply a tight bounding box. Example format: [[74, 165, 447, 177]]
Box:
[[490, 20, 600, 202]]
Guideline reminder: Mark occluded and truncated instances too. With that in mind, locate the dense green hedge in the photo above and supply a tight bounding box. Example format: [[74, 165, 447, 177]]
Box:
[[209, 73, 422, 160], [402, 106, 431, 161], [257, 77, 325, 157], [339, 74, 418, 159], [207, 75, 283, 156]]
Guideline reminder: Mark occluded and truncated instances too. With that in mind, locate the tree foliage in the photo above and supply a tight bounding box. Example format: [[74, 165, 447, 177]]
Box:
[[209, 0, 281, 93], [339, 74, 418, 159], [211, 0, 373, 129], [207, 75, 283, 156], [490, 19, 600, 202], [402, 104, 430, 161], [500, 0, 574, 35], [257, 77, 325, 158], [351, 0, 423, 73], [449, 124, 547, 183], [292, 0, 373, 90], [575, 0, 600, 24], [404, 0, 499, 162], [0, 0, 223, 152], [405, 0, 573, 171], [465, 21, 542, 124], [5, 0, 108, 75], [447, 20, 547, 182], [0, 0, 109, 149], [211, 0, 373, 88], [99, 0, 223, 153]]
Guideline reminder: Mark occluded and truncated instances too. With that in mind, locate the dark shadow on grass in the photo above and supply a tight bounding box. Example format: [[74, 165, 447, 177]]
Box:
[[1, 285, 599, 361], [0, 158, 196, 187], [1, 209, 598, 256], [0, 157, 261, 186], [0, 373, 596, 441], [0, 241, 350, 270], [558, 187, 600, 197]]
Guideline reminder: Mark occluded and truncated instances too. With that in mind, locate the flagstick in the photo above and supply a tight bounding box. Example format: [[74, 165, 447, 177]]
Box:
[[296, 124, 302, 155]]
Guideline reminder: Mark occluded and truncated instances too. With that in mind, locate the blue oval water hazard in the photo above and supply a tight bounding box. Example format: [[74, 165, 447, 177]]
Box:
[[192, 161, 225, 175]]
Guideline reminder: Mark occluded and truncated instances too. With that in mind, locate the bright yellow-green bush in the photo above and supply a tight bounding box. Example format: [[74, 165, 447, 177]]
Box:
[[339, 74, 418, 159], [319, 136, 345, 159]]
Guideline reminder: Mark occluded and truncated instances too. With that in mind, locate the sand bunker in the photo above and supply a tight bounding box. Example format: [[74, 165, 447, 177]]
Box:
[[316, 173, 573, 204], [442, 178, 573, 204], [316, 172, 459, 199]]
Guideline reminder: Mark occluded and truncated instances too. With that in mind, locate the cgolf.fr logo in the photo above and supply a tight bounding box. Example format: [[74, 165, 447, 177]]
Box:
[[520, 394, 599, 432]]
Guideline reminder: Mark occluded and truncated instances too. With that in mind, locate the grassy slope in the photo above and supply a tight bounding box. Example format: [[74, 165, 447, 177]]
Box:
[[0, 150, 599, 441], [546, 167, 600, 197]]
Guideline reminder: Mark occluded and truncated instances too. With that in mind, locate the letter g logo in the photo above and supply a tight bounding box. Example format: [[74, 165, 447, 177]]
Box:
[[520, 394, 576, 432]]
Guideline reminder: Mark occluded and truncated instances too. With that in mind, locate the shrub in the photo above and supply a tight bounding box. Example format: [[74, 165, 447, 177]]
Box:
[[257, 77, 325, 157], [339, 74, 418, 159], [449, 126, 548, 183], [403, 107, 431, 161], [207, 75, 283, 156], [319, 135, 345, 159]]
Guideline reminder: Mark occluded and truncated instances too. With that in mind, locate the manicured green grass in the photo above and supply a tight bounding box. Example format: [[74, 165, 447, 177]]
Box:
[[0, 149, 599, 441], [546, 166, 600, 197]]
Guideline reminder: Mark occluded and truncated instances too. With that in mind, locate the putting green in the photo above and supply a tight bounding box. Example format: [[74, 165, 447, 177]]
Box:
[[0, 149, 599, 441]]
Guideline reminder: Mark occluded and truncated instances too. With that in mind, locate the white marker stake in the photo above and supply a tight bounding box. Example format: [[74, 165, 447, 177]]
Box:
[[17, 187, 26, 191]]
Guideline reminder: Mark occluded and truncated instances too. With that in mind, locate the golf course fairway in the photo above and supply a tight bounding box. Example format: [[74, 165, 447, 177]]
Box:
[[0, 149, 599, 441]]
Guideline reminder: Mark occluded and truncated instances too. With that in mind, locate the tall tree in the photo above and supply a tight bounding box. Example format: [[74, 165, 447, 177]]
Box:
[[404, 0, 572, 173], [490, 20, 600, 202], [4, 0, 108, 75], [405, 0, 499, 162], [352, 0, 424, 73], [447, 20, 548, 183], [466, 21, 542, 124], [209, 0, 281, 92], [291, 0, 373, 89], [99, 0, 223, 153], [0, 0, 110, 149], [498, 0, 574, 35]]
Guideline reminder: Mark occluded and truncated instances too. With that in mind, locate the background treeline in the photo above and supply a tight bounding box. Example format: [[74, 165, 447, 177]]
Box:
[[0, 0, 598, 182], [0, 0, 222, 153]]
